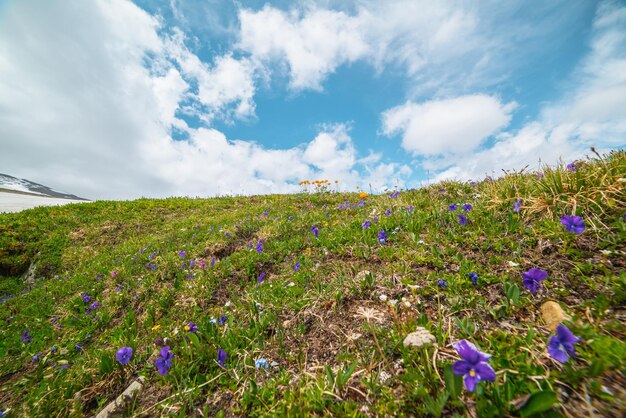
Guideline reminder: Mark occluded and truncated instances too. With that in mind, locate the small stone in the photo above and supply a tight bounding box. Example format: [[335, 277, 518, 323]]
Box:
[[379, 370, 392, 384], [540, 301, 569, 331], [403, 327, 436, 348]]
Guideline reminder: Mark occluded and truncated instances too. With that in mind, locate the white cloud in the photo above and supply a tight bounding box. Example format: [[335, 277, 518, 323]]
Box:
[[423, 2, 626, 183], [381, 95, 516, 155], [238, 5, 368, 90], [162, 29, 258, 123], [0, 0, 409, 199], [235, 1, 582, 96]]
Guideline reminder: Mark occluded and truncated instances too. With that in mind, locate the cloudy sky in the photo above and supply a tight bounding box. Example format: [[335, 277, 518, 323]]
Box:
[[0, 0, 624, 200]]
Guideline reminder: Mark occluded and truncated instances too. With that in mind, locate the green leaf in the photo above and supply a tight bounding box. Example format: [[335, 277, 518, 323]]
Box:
[[519, 390, 558, 417], [506, 283, 520, 304], [99, 354, 114, 375], [443, 363, 463, 399], [188, 332, 201, 349]]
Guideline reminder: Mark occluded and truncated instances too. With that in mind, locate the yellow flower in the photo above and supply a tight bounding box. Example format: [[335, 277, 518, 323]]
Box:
[[152, 324, 161, 331]]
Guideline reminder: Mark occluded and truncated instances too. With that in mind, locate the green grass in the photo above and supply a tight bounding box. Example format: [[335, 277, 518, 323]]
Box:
[[1, 150, 625, 417]]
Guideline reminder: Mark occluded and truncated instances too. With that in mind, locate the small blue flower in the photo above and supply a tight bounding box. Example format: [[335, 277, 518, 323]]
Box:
[[218, 315, 228, 326], [257, 272, 266, 284], [217, 348, 227, 368], [522, 268, 547, 295], [548, 324, 580, 363], [378, 230, 388, 244], [362, 220, 371, 229], [466, 272, 478, 286], [514, 199, 523, 213], [155, 346, 174, 375], [255, 358, 269, 369], [560, 215, 585, 234], [437, 279, 447, 288], [462, 203, 472, 212], [452, 340, 496, 392], [294, 262, 301, 272], [116, 347, 133, 365], [458, 214, 468, 226], [448, 204, 458, 211]]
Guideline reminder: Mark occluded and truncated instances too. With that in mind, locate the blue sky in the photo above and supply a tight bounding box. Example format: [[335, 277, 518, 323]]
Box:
[[0, 0, 624, 199]]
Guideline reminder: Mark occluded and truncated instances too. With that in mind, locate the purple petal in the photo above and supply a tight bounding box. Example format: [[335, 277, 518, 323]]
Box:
[[452, 360, 471, 375], [463, 372, 479, 392], [454, 340, 480, 363], [548, 336, 569, 363], [556, 324, 580, 345], [475, 362, 496, 382]]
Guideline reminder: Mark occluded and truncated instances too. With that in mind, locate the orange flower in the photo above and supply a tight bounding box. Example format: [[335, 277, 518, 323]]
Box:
[[359, 191, 368, 198]]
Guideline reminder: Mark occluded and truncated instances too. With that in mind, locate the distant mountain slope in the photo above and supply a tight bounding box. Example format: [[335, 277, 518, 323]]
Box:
[[0, 173, 87, 200]]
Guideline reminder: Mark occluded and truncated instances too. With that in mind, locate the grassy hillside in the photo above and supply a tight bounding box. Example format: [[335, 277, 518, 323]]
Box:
[[0, 150, 625, 417]]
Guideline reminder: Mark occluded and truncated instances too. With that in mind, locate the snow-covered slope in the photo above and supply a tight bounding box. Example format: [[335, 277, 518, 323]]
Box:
[[0, 173, 86, 200]]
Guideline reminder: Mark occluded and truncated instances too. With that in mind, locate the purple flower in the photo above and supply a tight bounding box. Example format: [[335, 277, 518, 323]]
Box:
[[294, 262, 301, 272], [75, 343, 84, 351], [566, 161, 577, 172], [86, 301, 100, 314], [448, 204, 458, 211], [81, 292, 91, 303], [310, 225, 319, 238], [458, 214, 468, 226], [288, 216, 293, 221], [257, 272, 266, 284], [437, 279, 447, 288], [514, 199, 523, 213], [115, 284, 122, 292], [389, 191, 400, 198], [467, 272, 478, 286], [358, 200, 365, 207], [548, 324, 580, 363], [452, 340, 496, 392], [178, 250, 186, 259], [439, 188, 446, 194], [522, 268, 547, 295], [189, 260, 196, 268], [116, 347, 133, 365], [560, 215, 585, 234], [385, 209, 391, 216], [378, 230, 388, 244], [373, 216, 378, 222], [262, 211, 269, 217], [462, 203, 472, 212], [256, 240, 264, 254], [362, 220, 371, 229], [198, 259, 206, 269], [535, 172, 545, 179], [248, 241, 253, 250], [185, 322, 198, 333], [211, 257, 216, 266], [217, 348, 227, 368], [218, 315, 228, 326], [155, 346, 174, 375], [406, 205, 414, 212], [32, 353, 42, 363]]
